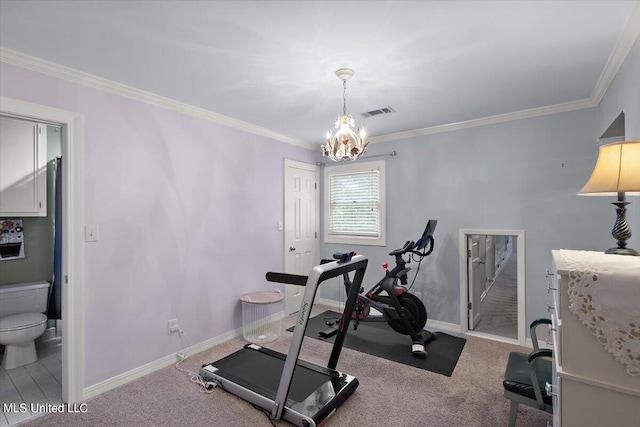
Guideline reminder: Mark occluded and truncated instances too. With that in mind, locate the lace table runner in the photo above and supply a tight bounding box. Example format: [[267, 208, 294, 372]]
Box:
[[559, 250, 640, 376]]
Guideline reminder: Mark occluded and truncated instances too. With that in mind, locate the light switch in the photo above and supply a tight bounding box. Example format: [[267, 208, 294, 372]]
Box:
[[85, 225, 99, 242], [277, 221, 283, 231]]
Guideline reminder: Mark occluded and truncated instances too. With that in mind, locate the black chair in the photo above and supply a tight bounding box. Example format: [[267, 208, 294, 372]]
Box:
[[502, 318, 553, 426]]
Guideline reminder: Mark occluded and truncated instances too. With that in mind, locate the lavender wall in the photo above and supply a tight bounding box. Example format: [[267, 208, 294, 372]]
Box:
[[0, 63, 317, 386]]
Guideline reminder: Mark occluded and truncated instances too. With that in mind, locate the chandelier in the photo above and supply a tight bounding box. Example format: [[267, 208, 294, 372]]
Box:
[[322, 68, 368, 161]]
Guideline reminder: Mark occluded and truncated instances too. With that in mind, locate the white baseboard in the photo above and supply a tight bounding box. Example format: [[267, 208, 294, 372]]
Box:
[[465, 330, 520, 345], [82, 303, 529, 400], [317, 298, 343, 310], [525, 338, 548, 350], [83, 326, 243, 399], [465, 330, 546, 349], [84, 311, 292, 399], [425, 319, 460, 334]]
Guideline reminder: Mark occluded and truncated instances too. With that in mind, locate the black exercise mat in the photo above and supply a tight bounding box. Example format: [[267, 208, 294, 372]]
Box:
[[288, 310, 466, 377]]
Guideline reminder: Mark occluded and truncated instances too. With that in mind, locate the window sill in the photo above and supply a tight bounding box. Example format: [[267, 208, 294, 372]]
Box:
[[324, 235, 386, 247]]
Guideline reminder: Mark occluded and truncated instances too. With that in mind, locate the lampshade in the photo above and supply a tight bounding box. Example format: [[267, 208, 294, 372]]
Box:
[[578, 140, 640, 196]]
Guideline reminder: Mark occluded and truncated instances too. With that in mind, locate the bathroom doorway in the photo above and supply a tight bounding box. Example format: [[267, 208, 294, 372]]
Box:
[[0, 119, 63, 425], [0, 97, 85, 412], [459, 229, 525, 346]]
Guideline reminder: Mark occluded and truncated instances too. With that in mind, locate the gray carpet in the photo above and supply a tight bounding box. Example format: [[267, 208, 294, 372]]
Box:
[[473, 249, 518, 339], [22, 305, 550, 427]]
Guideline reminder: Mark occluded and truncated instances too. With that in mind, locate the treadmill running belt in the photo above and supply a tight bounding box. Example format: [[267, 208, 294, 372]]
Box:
[[212, 347, 333, 402]]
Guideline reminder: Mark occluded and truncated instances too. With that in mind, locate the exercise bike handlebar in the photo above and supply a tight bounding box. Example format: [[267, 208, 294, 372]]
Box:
[[387, 220, 437, 259], [388, 238, 434, 258], [388, 240, 415, 256], [409, 236, 435, 257]]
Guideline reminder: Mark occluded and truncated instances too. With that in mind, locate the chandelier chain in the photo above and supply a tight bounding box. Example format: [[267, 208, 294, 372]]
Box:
[[343, 80, 347, 116]]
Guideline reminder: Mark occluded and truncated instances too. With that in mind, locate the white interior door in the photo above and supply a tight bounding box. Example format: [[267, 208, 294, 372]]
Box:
[[467, 235, 484, 329], [284, 160, 319, 315]]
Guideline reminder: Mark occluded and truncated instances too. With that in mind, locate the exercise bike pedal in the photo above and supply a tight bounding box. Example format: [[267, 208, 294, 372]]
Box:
[[412, 342, 428, 359]]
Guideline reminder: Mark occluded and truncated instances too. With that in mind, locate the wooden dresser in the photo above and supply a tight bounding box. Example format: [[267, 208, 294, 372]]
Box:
[[548, 250, 640, 427]]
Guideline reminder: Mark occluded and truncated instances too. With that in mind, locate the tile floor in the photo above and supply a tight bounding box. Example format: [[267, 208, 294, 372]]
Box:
[[0, 336, 62, 426]]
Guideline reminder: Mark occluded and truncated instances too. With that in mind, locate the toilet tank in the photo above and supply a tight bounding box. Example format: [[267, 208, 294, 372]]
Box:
[[0, 281, 50, 317]]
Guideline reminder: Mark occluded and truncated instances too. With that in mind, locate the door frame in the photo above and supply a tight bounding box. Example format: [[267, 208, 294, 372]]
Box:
[[1, 96, 84, 403], [459, 228, 526, 346], [467, 235, 485, 330], [283, 159, 319, 313]]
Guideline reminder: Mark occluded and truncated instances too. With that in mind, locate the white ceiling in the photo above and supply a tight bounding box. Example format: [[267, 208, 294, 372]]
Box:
[[1, 1, 638, 147]]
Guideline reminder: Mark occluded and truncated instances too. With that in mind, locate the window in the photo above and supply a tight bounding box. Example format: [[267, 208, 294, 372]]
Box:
[[324, 160, 386, 246]]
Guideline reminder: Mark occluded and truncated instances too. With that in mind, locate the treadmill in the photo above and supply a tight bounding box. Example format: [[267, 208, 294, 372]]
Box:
[[199, 253, 368, 427]]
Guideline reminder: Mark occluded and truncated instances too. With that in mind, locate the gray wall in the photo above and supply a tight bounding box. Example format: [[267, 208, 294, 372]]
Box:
[[322, 108, 602, 326], [321, 37, 640, 328], [598, 38, 640, 141], [0, 125, 61, 285], [596, 36, 640, 248]]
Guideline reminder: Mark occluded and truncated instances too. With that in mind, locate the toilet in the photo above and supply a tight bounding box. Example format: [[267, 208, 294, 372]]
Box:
[[0, 281, 50, 370]]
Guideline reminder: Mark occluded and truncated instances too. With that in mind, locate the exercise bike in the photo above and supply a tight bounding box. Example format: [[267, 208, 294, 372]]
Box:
[[336, 220, 437, 358]]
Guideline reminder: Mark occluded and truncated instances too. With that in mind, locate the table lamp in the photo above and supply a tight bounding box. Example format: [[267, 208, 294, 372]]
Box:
[[578, 140, 640, 255]]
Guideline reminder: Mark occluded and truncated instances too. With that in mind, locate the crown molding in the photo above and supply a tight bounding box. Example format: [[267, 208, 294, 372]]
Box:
[[0, 47, 316, 150], [369, 98, 597, 143], [3, 0, 639, 149], [371, 0, 640, 144], [591, 0, 640, 105]]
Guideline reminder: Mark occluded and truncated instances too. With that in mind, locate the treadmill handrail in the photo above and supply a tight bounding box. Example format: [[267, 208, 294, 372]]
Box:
[[271, 254, 368, 420], [266, 272, 308, 286]]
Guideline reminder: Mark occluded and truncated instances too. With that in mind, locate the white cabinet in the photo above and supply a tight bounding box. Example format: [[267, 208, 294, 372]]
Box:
[[0, 116, 47, 217], [549, 250, 640, 427]]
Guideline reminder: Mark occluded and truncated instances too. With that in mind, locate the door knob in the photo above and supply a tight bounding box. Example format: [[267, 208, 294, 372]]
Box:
[[289, 246, 296, 251]]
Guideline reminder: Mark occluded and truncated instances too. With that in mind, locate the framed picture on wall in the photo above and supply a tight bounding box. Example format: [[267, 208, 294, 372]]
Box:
[[0, 219, 25, 261]]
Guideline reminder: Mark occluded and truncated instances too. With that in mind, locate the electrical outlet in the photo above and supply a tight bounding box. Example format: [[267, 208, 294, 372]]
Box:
[[415, 291, 422, 300], [176, 351, 187, 361], [168, 319, 179, 333]]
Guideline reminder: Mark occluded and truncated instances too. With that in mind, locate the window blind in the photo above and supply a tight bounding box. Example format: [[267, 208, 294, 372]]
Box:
[[328, 169, 380, 237]]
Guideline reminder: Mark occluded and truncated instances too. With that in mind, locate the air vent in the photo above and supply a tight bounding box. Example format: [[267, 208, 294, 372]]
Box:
[[362, 106, 396, 118]]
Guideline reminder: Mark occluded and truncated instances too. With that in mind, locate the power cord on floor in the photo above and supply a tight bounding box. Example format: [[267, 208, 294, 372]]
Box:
[[175, 358, 217, 394], [177, 327, 191, 354], [252, 404, 277, 427], [173, 327, 217, 394]]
